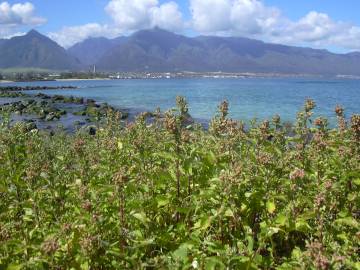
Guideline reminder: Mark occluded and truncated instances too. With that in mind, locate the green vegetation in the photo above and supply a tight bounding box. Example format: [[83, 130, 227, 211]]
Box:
[[0, 70, 109, 82], [0, 98, 359, 269], [0, 69, 53, 82], [0, 68, 53, 74], [57, 72, 109, 80]]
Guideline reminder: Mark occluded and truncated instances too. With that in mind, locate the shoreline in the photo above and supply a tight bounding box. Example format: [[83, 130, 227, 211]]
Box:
[[55, 78, 111, 82], [1, 72, 360, 84]]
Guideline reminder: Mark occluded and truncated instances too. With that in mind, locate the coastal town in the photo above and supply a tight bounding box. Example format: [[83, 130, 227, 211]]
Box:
[[0, 70, 347, 83]]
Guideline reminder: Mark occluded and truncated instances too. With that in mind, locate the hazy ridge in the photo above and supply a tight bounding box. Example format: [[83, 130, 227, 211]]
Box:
[[1, 28, 360, 75]]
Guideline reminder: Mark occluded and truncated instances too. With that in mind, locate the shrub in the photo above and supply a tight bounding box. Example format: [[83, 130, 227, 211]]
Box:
[[0, 98, 359, 269]]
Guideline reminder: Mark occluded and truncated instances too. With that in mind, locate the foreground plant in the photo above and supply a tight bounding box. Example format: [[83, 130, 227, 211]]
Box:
[[0, 98, 359, 269]]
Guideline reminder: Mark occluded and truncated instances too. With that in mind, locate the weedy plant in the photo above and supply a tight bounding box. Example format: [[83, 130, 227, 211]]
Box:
[[0, 98, 359, 269]]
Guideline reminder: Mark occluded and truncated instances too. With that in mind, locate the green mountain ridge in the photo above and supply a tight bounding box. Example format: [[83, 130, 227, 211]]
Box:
[[0, 30, 80, 70], [95, 28, 360, 75], [68, 36, 126, 67], [1, 28, 360, 75]]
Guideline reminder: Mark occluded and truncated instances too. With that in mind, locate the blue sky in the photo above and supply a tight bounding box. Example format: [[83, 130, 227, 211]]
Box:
[[1, 0, 360, 51]]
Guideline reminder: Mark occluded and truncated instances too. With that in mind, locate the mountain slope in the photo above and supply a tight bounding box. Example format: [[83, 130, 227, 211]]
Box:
[[96, 28, 360, 75], [1, 28, 360, 74], [96, 28, 210, 71], [0, 30, 80, 70], [68, 36, 126, 66]]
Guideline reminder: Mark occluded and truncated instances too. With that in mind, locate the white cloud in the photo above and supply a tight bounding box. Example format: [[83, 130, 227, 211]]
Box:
[[150, 2, 184, 32], [48, 23, 120, 48], [105, 0, 157, 30], [190, 0, 281, 35], [230, 0, 281, 35], [46, 0, 360, 51], [190, 0, 360, 51], [0, 1, 45, 26], [0, 1, 45, 38], [105, 0, 184, 32], [190, 0, 232, 33], [49, 0, 184, 48], [280, 12, 360, 51]]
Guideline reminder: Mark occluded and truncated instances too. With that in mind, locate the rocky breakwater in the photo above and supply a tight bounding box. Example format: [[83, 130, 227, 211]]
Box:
[[0, 87, 129, 134], [0, 86, 78, 91]]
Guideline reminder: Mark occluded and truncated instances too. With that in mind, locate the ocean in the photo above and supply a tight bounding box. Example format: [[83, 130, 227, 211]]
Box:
[[3, 77, 360, 126]]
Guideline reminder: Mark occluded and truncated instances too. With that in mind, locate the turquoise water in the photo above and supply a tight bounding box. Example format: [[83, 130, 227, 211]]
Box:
[[3, 78, 360, 125]]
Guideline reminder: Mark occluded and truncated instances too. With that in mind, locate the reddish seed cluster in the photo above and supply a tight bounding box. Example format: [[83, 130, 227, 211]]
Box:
[[79, 185, 88, 197], [260, 120, 270, 138], [315, 193, 326, 208], [257, 152, 272, 165], [350, 114, 360, 141], [335, 105, 344, 117], [80, 235, 99, 255], [126, 122, 136, 131], [73, 138, 86, 153], [313, 132, 328, 150], [324, 180, 333, 190], [25, 167, 38, 182], [164, 113, 177, 134], [81, 200, 92, 212], [219, 100, 229, 119], [225, 119, 239, 136], [113, 170, 129, 185], [62, 223, 72, 233], [314, 117, 327, 128], [306, 240, 330, 270], [305, 99, 316, 113], [289, 168, 305, 180], [181, 130, 191, 143], [42, 238, 59, 255], [0, 227, 10, 241]]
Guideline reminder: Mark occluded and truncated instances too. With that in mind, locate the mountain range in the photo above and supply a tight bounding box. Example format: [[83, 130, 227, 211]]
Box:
[[1, 28, 360, 75], [0, 30, 80, 70], [68, 36, 126, 66]]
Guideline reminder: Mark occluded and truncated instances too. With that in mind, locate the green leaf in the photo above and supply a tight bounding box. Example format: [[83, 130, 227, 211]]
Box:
[[229, 256, 259, 270], [205, 257, 225, 270], [0, 183, 8, 192], [245, 192, 252, 198], [295, 219, 312, 232], [266, 201, 276, 214], [224, 208, 234, 217], [335, 217, 359, 229], [117, 140, 123, 150], [194, 216, 212, 232], [7, 264, 23, 270], [353, 179, 360, 186], [81, 261, 89, 270], [173, 244, 191, 262], [157, 196, 170, 208], [23, 208, 33, 222], [275, 213, 288, 227], [132, 212, 149, 225], [246, 235, 254, 254]]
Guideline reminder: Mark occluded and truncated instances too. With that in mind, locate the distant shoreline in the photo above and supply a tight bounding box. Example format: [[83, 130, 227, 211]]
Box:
[[1, 74, 360, 84], [0, 78, 110, 83], [55, 78, 111, 82]]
